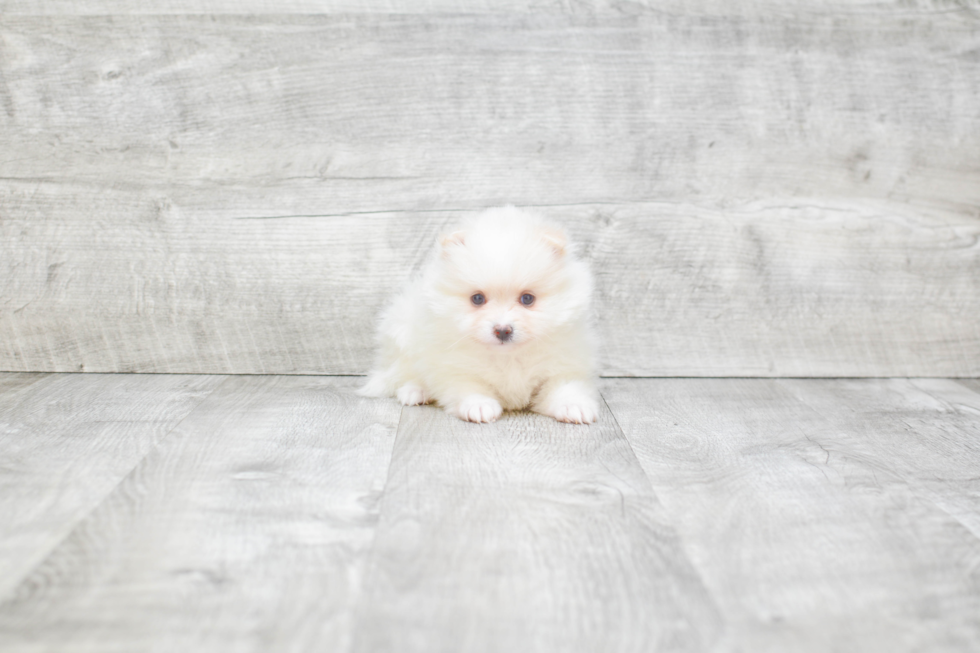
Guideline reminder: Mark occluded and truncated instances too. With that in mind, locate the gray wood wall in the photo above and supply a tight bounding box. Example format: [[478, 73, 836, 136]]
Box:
[[2, 2, 978, 376]]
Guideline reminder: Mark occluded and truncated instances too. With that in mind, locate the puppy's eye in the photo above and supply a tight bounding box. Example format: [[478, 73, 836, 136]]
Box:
[[520, 293, 535, 306], [471, 293, 486, 306]]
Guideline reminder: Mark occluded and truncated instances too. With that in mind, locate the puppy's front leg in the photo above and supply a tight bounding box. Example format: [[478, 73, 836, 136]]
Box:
[[443, 388, 503, 423], [396, 381, 429, 406], [533, 379, 599, 424]]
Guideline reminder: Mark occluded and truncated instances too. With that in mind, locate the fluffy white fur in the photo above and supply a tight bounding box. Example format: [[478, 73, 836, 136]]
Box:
[[358, 206, 599, 424]]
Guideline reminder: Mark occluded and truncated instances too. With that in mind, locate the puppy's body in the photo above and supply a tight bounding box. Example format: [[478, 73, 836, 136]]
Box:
[[360, 206, 598, 423]]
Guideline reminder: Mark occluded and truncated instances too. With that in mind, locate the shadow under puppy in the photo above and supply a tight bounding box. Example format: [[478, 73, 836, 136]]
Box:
[[359, 206, 598, 424]]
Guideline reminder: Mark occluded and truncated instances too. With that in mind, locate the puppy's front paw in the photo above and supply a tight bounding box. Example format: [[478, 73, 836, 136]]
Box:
[[550, 401, 599, 424], [537, 381, 599, 424], [396, 382, 428, 406], [452, 394, 503, 423]]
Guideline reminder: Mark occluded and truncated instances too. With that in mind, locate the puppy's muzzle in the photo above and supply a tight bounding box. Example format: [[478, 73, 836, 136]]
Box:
[[493, 324, 514, 343]]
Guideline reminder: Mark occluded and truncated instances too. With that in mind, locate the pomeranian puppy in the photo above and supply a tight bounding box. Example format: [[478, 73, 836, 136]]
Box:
[[358, 206, 598, 424]]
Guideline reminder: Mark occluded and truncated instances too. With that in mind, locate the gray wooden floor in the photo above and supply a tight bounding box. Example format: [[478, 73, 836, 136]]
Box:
[[1, 373, 978, 652]]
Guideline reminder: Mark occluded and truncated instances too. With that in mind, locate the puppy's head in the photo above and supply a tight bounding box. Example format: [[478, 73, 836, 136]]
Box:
[[428, 207, 592, 348]]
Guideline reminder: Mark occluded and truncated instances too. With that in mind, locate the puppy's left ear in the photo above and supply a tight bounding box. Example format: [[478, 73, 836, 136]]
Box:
[[440, 230, 466, 256], [539, 227, 567, 257]]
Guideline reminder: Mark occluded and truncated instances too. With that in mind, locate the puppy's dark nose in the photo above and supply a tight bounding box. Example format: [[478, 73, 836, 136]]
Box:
[[493, 324, 513, 342]]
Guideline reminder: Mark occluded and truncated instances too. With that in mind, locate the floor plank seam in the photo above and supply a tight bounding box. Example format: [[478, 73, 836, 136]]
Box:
[[597, 390, 652, 492], [0, 374, 234, 604], [344, 404, 408, 652]]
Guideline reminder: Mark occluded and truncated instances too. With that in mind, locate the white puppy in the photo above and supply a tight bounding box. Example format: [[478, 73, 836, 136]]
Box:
[[359, 206, 599, 424]]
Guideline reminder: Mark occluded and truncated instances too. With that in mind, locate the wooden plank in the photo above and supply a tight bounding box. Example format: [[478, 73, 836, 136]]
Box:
[[602, 378, 980, 653], [777, 378, 980, 540], [0, 184, 444, 375], [2, 194, 977, 376], [0, 372, 49, 397], [958, 379, 980, 395], [351, 403, 721, 653], [0, 0, 974, 15], [0, 0, 557, 13], [1, 12, 978, 376], [588, 200, 980, 376], [1, 13, 977, 209], [0, 375, 401, 653], [0, 372, 225, 600]]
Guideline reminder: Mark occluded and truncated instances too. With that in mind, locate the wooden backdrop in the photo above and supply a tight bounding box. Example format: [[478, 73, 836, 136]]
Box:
[[1, 2, 978, 376]]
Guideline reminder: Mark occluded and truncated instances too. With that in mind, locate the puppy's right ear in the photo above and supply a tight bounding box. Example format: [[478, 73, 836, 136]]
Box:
[[539, 227, 567, 258], [440, 231, 466, 255]]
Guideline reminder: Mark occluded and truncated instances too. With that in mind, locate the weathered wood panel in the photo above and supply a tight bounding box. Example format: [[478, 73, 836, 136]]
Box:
[[2, 194, 977, 375], [351, 402, 721, 653], [602, 377, 980, 652], [0, 0, 539, 12], [1, 0, 976, 15], [2, 13, 977, 209], [0, 372, 225, 599], [1, 11, 978, 375], [0, 375, 401, 652]]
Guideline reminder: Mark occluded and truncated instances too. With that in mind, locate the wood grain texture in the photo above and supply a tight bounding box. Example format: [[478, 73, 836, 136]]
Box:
[[2, 13, 977, 208], [0, 375, 401, 653], [2, 196, 977, 376], [958, 379, 980, 395], [602, 377, 980, 653], [0, 371, 48, 397], [778, 378, 980, 541], [0, 373, 978, 651], [1, 0, 977, 14], [352, 403, 721, 653], [1, 11, 979, 375], [0, 0, 552, 12], [0, 372, 225, 599]]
